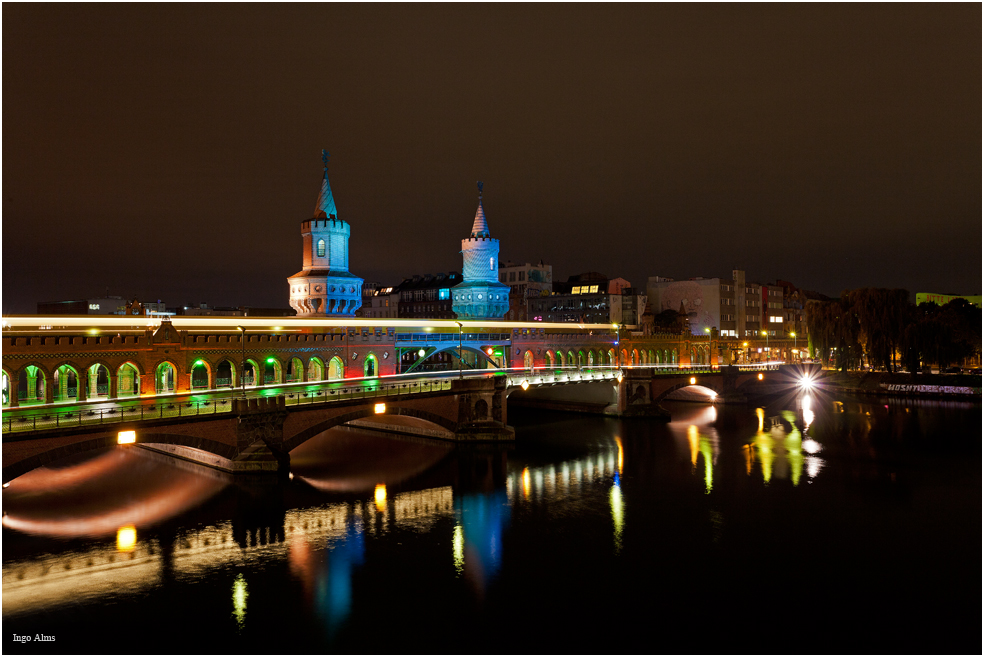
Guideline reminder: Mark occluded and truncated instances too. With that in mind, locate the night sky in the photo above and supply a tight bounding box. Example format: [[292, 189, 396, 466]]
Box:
[[3, 4, 980, 314]]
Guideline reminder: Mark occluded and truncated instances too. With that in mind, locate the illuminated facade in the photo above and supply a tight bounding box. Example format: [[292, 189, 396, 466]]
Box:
[[288, 152, 363, 317], [451, 183, 510, 320], [915, 293, 982, 308]]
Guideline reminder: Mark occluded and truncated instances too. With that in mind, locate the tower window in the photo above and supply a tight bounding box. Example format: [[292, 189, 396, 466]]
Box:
[[317, 239, 326, 257]]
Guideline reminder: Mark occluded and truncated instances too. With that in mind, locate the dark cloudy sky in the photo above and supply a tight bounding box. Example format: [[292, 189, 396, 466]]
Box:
[[3, 4, 980, 313]]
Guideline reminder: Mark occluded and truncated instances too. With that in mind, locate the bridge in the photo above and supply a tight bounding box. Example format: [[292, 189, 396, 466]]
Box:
[[1, 361, 815, 484], [1, 315, 813, 483]]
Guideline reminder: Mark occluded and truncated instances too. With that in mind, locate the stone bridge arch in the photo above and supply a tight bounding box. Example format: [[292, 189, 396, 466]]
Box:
[[282, 406, 459, 453], [652, 382, 721, 404]]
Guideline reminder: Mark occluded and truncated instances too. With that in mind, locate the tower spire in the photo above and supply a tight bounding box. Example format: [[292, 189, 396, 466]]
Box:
[[314, 149, 338, 219], [470, 180, 490, 238]]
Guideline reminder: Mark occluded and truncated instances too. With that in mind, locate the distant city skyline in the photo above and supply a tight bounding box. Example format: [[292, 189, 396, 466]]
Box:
[[3, 4, 980, 314]]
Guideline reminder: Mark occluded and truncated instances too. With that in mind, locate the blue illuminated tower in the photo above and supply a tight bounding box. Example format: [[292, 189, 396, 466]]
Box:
[[288, 151, 363, 316], [451, 182, 510, 320]]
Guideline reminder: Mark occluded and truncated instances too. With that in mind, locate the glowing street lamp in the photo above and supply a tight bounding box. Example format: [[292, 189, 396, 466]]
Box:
[[761, 330, 769, 362], [612, 323, 620, 368], [791, 332, 797, 362], [704, 327, 712, 367], [236, 325, 246, 397], [454, 321, 463, 379]]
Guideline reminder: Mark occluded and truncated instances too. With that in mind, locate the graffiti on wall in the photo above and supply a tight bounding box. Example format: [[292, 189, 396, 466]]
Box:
[[660, 281, 714, 335]]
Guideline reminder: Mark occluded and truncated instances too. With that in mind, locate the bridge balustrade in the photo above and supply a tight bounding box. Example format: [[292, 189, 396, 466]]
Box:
[[2, 377, 454, 436]]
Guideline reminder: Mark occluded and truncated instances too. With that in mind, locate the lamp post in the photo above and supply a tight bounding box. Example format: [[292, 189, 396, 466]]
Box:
[[236, 325, 246, 397], [612, 323, 620, 368], [791, 332, 797, 363], [761, 330, 769, 364], [742, 342, 749, 365], [704, 327, 712, 367], [454, 321, 463, 379]]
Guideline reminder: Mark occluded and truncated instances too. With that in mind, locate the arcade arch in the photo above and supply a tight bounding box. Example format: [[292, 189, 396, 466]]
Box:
[[215, 359, 237, 389], [286, 357, 304, 383], [307, 357, 325, 382], [53, 364, 81, 403], [328, 356, 344, 380], [190, 360, 211, 390], [117, 362, 141, 397], [155, 362, 177, 394], [364, 353, 378, 378]]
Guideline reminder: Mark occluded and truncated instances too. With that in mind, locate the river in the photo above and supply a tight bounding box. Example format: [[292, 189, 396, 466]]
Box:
[[2, 391, 979, 654]]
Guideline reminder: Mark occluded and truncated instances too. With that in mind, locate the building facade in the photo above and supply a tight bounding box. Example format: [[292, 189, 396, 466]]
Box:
[[647, 269, 780, 339], [527, 273, 646, 325], [37, 297, 167, 316], [395, 273, 462, 319]]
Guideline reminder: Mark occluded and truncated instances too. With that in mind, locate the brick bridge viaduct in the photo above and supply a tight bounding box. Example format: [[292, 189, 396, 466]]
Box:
[[2, 364, 816, 484]]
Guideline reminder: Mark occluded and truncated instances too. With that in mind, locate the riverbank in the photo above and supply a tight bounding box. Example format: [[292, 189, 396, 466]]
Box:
[[817, 370, 981, 400]]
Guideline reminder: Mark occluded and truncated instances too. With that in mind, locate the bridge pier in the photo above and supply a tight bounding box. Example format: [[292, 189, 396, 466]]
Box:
[[611, 368, 671, 419]]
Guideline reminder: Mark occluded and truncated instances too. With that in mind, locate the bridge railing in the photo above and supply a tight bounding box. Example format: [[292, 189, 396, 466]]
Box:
[[281, 378, 453, 406], [1, 377, 456, 435], [2, 399, 235, 434]]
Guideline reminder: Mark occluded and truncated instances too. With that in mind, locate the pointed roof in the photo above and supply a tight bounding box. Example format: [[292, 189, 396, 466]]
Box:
[[314, 149, 338, 219], [470, 181, 490, 238]]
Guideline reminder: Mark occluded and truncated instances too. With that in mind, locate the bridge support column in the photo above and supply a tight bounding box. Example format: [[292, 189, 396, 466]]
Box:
[[613, 369, 670, 419], [140, 372, 155, 397], [450, 377, 515, 441], [231, 396, 290, 474]]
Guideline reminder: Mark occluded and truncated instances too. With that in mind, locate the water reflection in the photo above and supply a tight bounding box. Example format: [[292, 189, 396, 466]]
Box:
[[744, 399, 825, 486], [232, 573, 248, 629], [669, 406, 719, 493], [3, 399, 976, 654], [506, 440, 623, 504], [1, 446, 228, 539], [454, 491, 509, 596], [116, 525, 137, 552]]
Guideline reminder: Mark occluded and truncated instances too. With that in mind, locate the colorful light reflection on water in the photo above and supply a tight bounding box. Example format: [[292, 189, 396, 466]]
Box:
[[2, 398, 979, 655]]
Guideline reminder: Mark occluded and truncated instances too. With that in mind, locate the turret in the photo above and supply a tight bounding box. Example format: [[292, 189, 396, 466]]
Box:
[[451, 182, 510, 320], [287, 151, 364, 316]]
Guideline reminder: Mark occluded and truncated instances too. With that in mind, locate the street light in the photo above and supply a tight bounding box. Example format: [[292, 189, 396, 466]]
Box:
[[612, 323, 620, 368], [742, 342, 749, 365], [236, 325, 246, 397], [704, 327, 712, 367], [761, 330, 769, 363], [454, 321, 463, 379], [791, 332, 797, 362]]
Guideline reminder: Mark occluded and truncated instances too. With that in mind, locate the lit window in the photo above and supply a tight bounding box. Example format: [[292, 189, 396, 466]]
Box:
[[316, 239, 326, 257]]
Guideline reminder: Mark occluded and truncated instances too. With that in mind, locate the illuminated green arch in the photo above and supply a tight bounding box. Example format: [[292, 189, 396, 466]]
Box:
[[53, 363, 82, 402], [155, 361, 177, 394], [243, 358, 261, 387], [287, 357, 304, 383], [117, 361, 142, 397], [364, 353, 379, 378], [190, 359, 211, 389], [307, 356, 325, 382]]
